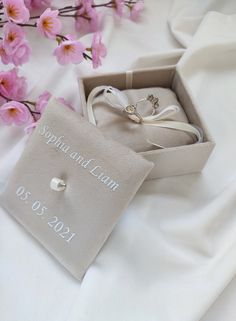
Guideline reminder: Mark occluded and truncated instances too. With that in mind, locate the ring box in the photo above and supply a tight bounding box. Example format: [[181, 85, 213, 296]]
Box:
[[79, 66, 215, 180]]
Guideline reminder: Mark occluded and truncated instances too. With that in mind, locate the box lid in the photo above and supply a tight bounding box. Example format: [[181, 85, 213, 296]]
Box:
[[0, 99, 153, 279]]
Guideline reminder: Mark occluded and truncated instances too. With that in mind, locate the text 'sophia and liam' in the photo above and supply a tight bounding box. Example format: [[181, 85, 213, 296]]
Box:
[[39, 125, 119, 192]]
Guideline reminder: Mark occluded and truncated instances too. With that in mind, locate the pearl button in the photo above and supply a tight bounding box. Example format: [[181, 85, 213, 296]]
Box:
[[50, 177, 66, 191]]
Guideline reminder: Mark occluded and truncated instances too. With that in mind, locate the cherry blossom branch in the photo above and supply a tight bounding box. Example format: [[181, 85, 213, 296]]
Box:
[[0, 89, 36, 108], [0, 91, 38, 121], [18, 23, 36, 27], [0, 68, 76, 132], [83, 52, 92, 60], [0, 0, 143, 27], [0, 0, 144, 133]]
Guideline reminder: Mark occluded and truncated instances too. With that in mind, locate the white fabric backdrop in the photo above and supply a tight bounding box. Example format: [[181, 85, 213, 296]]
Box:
[[1, 1, 236, 321]]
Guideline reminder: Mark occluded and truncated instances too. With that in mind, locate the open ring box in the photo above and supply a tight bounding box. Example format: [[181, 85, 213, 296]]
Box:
[[0, 66, 215, 281], [79, 66, 215, 180]]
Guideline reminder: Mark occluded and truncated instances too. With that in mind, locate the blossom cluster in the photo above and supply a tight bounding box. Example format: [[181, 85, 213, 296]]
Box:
[[0, 0, 144, 131], [0, 67, 75, 132], [0, 0, 144, 67]]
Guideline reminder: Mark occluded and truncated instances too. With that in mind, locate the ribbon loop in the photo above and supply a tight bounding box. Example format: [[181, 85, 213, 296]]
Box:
[[104, 86, 129, 111], [143, 105, 180, 122]]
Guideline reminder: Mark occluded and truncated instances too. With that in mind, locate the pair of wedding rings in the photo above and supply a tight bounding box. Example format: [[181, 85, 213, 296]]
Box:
[[123, 94, 159, 123]]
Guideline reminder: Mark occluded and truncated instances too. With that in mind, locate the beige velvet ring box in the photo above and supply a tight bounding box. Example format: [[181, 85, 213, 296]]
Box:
[[79, 66, 215, 180]]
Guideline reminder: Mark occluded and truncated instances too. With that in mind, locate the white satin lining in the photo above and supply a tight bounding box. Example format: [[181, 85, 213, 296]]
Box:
[[86, 86, 204, 148]]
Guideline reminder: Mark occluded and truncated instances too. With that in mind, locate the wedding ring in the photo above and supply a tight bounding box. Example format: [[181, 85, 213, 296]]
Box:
[[50, 177, 66, 191], [123, 104, 142, 123], [123, 94, 159, 123], [147, 94, 159, 115]]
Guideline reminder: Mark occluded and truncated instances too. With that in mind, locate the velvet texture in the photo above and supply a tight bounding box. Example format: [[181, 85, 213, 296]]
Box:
[[0, 100, 153, 279]]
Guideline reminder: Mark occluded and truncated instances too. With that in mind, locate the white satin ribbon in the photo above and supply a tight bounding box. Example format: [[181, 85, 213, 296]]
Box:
[[86, 86, 204, 148]]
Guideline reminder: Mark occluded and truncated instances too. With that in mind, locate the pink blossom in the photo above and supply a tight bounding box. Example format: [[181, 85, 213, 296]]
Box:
[[75, 0, 99, 33], [57, 97, 74, 110], [3, 0, 30, 24], [53, 36, 85, 65], [91, 32, 107, 68], [24, 0, 53, 11], [36, 90, 51, 114], [3, 22, 25, 55], [114, 0, 125, 17], [24, 121, 37, 134], [130, 0, 144, 21], [0, 41, 11, 64], [23, 0, 32, 9], [0, 22, 31, 66], [9, 41, 31, 66], [0, 101, 30, 125], [24, 90, 53, 132], [0, 41, 31, 67], [37, 8, 62, 39], [0, 68, 27, 101]]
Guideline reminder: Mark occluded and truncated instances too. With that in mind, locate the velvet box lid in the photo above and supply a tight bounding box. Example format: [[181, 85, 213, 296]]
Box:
[[0, 99, 153, 279]]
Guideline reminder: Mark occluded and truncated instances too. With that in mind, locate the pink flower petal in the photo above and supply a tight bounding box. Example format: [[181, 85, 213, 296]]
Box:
[[75, 1, 100, 33], [3, 0, 30, 23], [91, 32, 107, 69], [36, 90, 51, 113], [24, 0, 53, 11], [53, 39, 85, 65], [3, 22, 26, 55], [0, 68, 27, 100], [0, 101, 30, 126], [130, 0, 144, 21], [37, 8, 62, 39], [24, 121, 38, 134]]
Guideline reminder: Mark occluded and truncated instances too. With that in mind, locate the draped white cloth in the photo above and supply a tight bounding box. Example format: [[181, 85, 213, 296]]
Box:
[[1, 1, 236, 321]]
